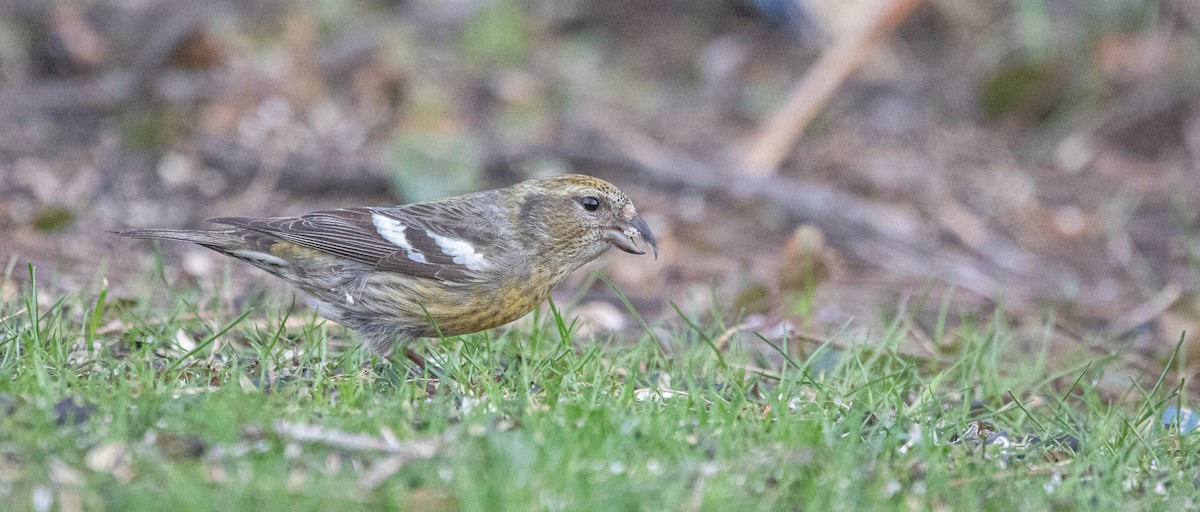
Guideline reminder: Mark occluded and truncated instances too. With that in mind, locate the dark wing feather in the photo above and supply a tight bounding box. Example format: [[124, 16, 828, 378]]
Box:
[[209, 206, 500, 283]]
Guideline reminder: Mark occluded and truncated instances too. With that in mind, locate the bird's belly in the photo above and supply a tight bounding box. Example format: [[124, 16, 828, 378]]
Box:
[[419, 285, 545, 336], [344, 273, 548, 338]]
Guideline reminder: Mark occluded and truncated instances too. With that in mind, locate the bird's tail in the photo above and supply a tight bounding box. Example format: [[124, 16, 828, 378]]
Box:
[[118, 228, 242, 246], [121, 228, 293, 276]]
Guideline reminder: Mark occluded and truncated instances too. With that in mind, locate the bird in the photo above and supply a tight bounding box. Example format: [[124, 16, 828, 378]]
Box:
[[120, 174, 658, 357]]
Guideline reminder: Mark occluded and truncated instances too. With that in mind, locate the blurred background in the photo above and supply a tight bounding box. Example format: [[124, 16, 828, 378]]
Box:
[[1, 0, 1199, 381]]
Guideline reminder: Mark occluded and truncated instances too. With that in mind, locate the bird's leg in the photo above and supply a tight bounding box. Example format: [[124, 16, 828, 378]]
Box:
[[402, 347, 451, 396], [405, 348, 430, 372]]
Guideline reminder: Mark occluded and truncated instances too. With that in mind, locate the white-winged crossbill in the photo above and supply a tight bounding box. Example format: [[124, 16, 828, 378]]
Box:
[[121, 174, 658, 354]]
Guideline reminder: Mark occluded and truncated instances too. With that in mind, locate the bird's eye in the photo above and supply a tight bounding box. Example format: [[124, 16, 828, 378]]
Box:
[[580, 196, 601, 212]]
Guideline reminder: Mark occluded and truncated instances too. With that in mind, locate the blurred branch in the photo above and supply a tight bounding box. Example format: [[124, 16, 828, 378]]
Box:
[[1109, 283, 1182, 338], [129, 4, 224, 78], [0, 70, 239, 113], [0, 2, 227, 113], [197, 138, 392, 199], [737, 0, 923, 177], [561, 112, 1065, 304], [0, 7, 383, 115]]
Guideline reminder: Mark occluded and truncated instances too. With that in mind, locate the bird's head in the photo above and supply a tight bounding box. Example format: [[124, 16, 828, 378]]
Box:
[[510, 174, 658, 271]]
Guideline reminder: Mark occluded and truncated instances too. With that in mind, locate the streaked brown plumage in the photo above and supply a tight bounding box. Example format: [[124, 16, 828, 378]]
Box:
[[120, 174, 657, 354]]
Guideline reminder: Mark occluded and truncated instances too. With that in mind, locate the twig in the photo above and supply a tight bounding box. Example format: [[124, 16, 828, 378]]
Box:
[[738, 0, 924, 176], [1108, 283, 1183, 338], [270, 421, 442, 490], [358, 453, 421, 490], [273, 420, 442, 455]]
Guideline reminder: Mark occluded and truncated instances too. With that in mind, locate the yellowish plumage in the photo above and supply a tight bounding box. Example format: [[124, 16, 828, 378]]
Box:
[[121, 174, 657, 354]]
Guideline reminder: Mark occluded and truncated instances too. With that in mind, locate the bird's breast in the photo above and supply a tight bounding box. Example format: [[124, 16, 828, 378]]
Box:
[[416, 280, 549, 336]]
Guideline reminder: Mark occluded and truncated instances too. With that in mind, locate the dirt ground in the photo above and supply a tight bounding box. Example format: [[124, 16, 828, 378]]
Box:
[[3, 0, 1200, 388]]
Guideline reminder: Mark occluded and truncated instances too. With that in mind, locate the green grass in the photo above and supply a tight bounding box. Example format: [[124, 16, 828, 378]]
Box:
[[2, 267, 1199, 511]]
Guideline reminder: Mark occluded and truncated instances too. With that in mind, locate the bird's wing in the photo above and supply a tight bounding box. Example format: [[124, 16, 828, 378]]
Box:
[[209, 205, 503, 284]]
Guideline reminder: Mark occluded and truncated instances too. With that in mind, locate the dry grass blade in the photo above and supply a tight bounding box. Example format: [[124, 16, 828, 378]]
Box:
[[0, 307, 27, 324]]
